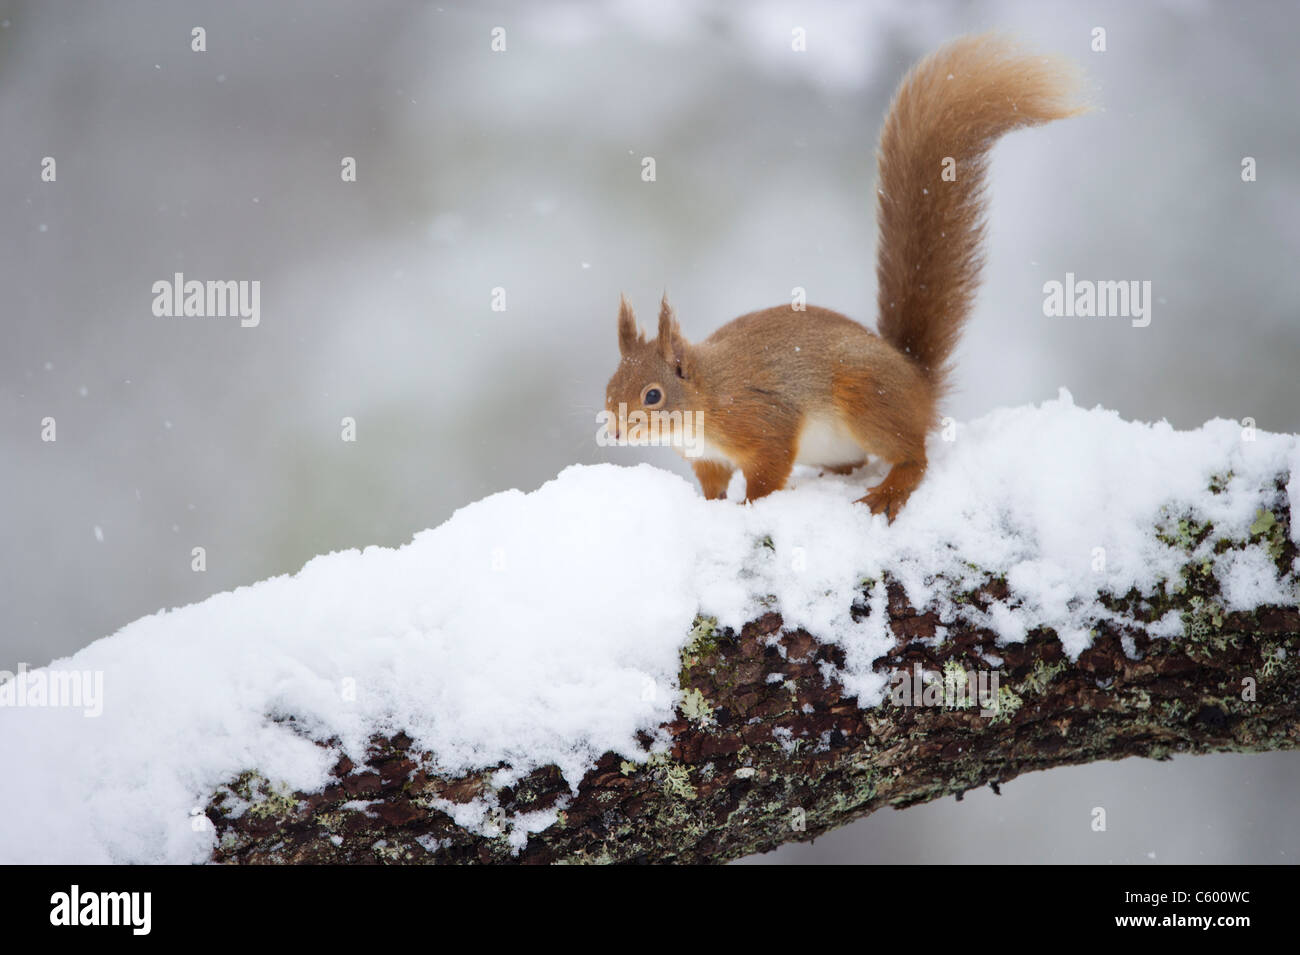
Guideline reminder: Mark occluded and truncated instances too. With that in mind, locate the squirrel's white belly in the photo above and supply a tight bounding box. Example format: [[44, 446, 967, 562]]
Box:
[[689, 436, 738, 465], [794, 413, 865, 467], [683, 412, 864, 468]]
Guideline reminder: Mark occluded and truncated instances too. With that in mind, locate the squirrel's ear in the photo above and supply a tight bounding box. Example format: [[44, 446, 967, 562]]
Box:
[[617, 295, 642, 354], [656, 294, 691, 377]]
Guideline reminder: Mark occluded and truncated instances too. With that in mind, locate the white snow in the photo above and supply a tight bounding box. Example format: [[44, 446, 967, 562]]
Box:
[[0, 390, 1295, 863]]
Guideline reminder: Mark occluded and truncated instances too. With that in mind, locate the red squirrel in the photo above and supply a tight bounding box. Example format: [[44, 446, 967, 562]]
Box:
[[605, 34, 1086, 519]]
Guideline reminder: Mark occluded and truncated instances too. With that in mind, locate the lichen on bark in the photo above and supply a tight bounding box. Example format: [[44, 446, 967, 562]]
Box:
[[206, 492, 1299, 864]]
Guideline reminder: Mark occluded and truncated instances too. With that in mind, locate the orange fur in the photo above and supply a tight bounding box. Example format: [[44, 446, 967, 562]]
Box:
[[605, 35, 1086, 518], [875, 33, 1088, 396]]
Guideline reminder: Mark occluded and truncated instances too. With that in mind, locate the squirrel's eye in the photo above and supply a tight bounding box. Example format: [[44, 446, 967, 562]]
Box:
[[642, 387, 663, 407]]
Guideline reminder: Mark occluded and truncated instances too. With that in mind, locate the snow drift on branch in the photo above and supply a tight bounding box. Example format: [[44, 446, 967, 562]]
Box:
[[1, 390, 1295, 863]]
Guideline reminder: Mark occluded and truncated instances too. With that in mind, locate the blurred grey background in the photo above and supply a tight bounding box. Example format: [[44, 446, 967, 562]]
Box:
[[2, 0, 1297, 862]]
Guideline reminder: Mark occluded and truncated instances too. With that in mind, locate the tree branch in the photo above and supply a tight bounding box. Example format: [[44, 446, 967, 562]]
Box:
[[206, 494, 1299, 864]]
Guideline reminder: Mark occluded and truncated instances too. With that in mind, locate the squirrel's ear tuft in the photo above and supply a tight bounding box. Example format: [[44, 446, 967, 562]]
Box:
[[656, 294, 691, 377], [617, 295, 642, 354]]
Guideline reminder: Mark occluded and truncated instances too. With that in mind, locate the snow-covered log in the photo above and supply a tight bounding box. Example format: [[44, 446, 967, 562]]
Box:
[[2, 393, 1296, 863]]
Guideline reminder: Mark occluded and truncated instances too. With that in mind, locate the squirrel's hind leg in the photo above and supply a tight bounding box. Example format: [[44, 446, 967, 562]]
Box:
[[830, 373, 932, 521], [857, 458, 926, 521]]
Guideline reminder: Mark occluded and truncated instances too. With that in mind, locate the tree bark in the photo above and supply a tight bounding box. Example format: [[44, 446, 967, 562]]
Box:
[[206, 493, 1299, 864]]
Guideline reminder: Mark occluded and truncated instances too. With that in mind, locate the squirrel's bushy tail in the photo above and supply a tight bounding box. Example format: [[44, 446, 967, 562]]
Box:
[[874, 34, 1086, 393]]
